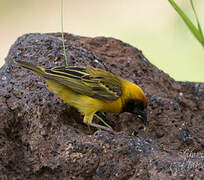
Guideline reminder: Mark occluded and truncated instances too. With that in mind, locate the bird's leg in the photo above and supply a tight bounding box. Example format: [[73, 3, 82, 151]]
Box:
[[83, 114, 95, 132], [83, 114, 116, 134], [88, 123, 116, 134], [83, 114, 94, 124]]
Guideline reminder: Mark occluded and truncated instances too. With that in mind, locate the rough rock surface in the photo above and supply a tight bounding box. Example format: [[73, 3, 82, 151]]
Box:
[[0, 33, 203, 179]]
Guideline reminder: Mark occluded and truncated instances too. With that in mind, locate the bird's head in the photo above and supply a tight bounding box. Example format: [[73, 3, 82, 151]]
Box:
[[121, 80, 147, 126], [122, 99, 147, 125]]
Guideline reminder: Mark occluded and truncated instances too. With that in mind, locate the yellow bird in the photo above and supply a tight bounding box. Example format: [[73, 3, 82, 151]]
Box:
[[15, 60, 147, 132]]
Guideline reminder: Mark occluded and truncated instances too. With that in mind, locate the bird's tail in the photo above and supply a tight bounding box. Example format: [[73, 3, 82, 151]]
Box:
[[14, 59, 45, 76]]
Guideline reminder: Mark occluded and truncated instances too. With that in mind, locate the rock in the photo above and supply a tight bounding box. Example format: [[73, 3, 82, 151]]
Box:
[[0, 33, 203, 179]]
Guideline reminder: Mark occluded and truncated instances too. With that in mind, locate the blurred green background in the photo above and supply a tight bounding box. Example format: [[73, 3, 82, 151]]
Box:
[[0, 0, 203, 81]]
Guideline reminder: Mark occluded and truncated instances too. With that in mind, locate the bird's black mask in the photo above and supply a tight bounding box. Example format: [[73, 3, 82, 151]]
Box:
[[122, 99, 147, 125]]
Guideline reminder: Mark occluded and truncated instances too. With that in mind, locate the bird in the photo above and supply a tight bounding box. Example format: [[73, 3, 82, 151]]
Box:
[[14, 59, 147, 133]]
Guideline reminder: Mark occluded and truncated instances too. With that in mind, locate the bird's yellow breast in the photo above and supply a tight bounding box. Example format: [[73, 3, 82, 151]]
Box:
[[45, 79, 123, 116]]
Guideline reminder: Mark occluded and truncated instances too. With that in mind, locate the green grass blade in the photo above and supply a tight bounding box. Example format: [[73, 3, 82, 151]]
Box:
[[168, 0, 203, 47], [94, 114, 112, 129], [190, 0, 204, 44], [61, 0, 68, 65]]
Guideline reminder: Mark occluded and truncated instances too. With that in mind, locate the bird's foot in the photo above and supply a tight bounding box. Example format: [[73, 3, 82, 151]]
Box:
[[88, 123, 117, 134]]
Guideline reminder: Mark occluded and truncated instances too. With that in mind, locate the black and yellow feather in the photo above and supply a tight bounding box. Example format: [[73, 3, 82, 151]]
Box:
[[44, 66, 122, 101]]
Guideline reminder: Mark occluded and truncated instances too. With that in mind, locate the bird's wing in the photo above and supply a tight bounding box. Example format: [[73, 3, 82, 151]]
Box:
[[43, 66, 122, 101]]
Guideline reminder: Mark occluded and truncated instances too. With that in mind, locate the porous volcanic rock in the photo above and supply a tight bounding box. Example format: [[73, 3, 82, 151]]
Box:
[[0, 33, 203, 179]]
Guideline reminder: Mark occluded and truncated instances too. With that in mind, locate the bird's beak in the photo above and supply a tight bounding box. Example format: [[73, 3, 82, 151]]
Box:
[[136, 109, 147, 126], [137, 109, 147, 131]]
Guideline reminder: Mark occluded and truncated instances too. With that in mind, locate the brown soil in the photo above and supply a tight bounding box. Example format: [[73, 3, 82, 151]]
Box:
[[0, 33, 203, 179]]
